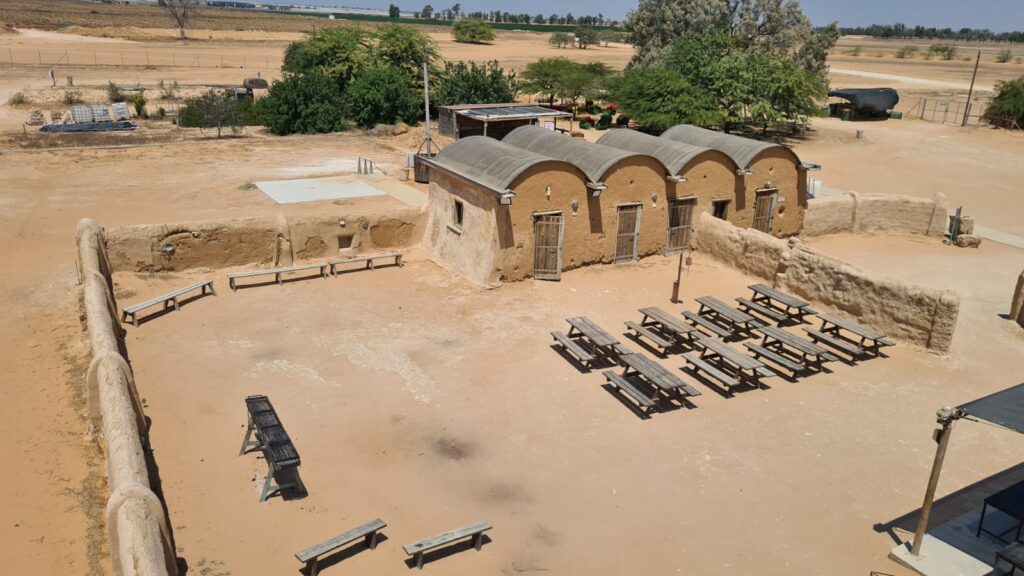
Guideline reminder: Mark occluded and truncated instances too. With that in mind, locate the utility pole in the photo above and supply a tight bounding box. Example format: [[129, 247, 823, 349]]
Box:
[[422, 59, 434, 156], [962, 50, 981, 127], [910, 407, 960, 556]]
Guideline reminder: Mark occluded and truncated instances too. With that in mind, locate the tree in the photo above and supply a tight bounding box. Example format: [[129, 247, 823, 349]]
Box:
[[375, 24, 439, 79], [433, 60, 517, 106], [260, 72, 348, 135], [452, 18, 495, 44], [161, 0, 199, 40], [520, 58, 612, 107], [984, 77, 1024, 129], [610, 67, 722, 132], [575, 27, 598, 49], [283, 27, 374, 84], [344, 66, 423, 128], [420, 4, 433, 19], [549, 32, 574, 48], [178, 89, 245, 137], [598, 29, 625, 47], [388, 4, 400, 18]]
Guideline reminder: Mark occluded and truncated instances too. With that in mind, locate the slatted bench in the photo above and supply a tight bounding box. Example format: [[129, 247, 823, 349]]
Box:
[[744, 342, 806, 378], [816, 313, 895, 355], [682, 310, 734, 339], [624, 320, 674, 354], [120, 280, 215, 326], [603, 370, 657, 416], [681, 352, 740, 390], [240, 395, 302, 502], [328, 251, 404, 275], [551, 331, 596, 368], [735, 297, 787, 323], [804, 327, 866, 359], [403, 521, 492, 570], [228, 262, 329, 291], [296, 519, 386, 576]]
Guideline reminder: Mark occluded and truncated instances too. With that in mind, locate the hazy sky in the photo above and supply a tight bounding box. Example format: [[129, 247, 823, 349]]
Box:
[[280, 0, 1024, 31]]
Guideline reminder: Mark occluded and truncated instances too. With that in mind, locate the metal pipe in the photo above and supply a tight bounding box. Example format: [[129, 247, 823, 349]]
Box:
[[910, 407, 959, 556], [962, 51, 981, 127], [422, 59, 433, 155]]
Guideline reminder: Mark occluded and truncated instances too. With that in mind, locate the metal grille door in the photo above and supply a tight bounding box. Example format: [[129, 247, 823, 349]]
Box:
[[753, 191, 777, 234], [666, 198, 696, 255], [614, 204, 642, 263], [533, 213, 564, 280]]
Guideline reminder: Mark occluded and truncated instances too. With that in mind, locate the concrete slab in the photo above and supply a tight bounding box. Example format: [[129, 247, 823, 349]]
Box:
[[255, 175, 387, 204], [889, 507, 1016, 576]]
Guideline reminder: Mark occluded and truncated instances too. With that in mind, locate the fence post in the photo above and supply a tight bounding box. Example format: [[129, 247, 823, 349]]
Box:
[[93, 49, 97, 66], [37, 48, 41, 65], [8, 47, 13, 68], [242, 54, 246, 69], [146, 52, 150, 67], [172, 52, 176, 67], [121, 51, 125, 66]]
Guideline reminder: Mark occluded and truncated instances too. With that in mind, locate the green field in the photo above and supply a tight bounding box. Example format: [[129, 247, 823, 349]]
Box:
[[295, 11, 619, 34]]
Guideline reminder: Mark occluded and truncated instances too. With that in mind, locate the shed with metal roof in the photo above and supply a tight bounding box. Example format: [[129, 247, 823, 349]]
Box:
[[436, 103, 572, 140]]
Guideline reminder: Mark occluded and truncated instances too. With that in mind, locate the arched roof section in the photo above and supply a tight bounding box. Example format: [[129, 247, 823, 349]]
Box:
[[502, 125, 648, 184], [597, 129, 738, 174], [431, 136, 578, 194], [660, 124, 801, 170]]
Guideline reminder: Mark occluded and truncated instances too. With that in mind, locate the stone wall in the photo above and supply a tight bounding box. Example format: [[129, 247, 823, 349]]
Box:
[[77, 219, 177, 576], [693, 212, 960, 352], [803, 192, 948, 238], [105, 209, 424, 273]]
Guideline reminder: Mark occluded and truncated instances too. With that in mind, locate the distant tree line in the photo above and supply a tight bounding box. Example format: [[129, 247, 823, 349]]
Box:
[[407, 4, 620, 27], [836, 24, 1024, 43]]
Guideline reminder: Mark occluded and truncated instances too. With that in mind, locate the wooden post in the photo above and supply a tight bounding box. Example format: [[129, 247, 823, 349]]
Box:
[[962, 51, 981, 127], [671, 249, 684, 303], [910, 408, 959, 556]]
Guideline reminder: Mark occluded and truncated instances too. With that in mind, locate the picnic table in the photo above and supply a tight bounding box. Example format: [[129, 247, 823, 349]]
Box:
[[816, 313, 895, 356], [746, 284, 818, 323], [567, 316, 624, 357], [750, 324, 838, 373], [690, 337, 775, 390], [619, 352, 702, 398], [693, 296, 763, 338], [625, 307, 701, 354]]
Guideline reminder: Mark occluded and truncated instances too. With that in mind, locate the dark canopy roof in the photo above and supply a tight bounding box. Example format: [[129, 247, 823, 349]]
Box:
[[596, 129, 736, 175], [503, 125, 646, 184], [829, 88, 900, 114], [959, 383, 1024, 435], [431, 136, 575, 194], [660, 124, 793, 170]]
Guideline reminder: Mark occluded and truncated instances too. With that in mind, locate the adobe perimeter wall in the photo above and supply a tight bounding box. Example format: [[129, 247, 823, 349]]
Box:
[[803, 192, 948, 238], [693, 212, 960, 352], [76, 218, 177, 576]]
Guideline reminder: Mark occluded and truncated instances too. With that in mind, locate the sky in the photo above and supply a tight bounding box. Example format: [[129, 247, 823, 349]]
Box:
[[273, 0, 1024, 32]]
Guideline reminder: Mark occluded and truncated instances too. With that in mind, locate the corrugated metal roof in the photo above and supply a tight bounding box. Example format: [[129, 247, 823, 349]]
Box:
[[597, 129, 734, 174], [458, 106, 571, 121], [661, 124, 794, 170], [430, 136, 573, 194], [959, 383, 1024, 435], [503, 125, 645, 183]]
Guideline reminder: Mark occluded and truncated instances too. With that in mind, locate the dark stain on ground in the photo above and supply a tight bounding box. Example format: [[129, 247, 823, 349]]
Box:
[[482, 482, 530, 504], [432, 436, 475, 461], [531, 523, 561, 547]]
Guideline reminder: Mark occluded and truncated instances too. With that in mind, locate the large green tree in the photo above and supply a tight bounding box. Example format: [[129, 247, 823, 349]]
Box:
[[452, 18, 495, 43], [344, 65, 424, 128], [520, 58, 612, 107], [259, 71, 348, 135], [433, 60, 517, 106], [609, 67, 722, 132], [984, 77, 1024, 129]]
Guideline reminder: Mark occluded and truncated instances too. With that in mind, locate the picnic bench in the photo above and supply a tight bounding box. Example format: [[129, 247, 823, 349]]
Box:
[[120, 280, 215, 326], [685, 336, 775, 393], [403, 521, 492, 570], [604, 352, 701, 414], [747, 283, 818, 323], [240, 395, 302, 502], [295, 519, 386, 576], [682, 310, 734, 339], [749, 324, 838, 375], [626, 307, 701, 354], [693, 296, 764, 339], [552, 316, 624, 368], [228, 262, 329, 291], [815, 313, 895, 356], [328, 251, 403, 275]]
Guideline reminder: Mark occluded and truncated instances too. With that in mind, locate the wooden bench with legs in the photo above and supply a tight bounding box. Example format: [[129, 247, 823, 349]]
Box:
[[120, 280, 215, 326], [551, 331, 596, 368], [624, 320, 674, 355], [295, 519, 386, 576], [804, 327, 866, 360], [751, 324, 838, 371], [816, 313, 895, 356], [688, 336, 775, 393], [239, 395, 303, 502], [228, 262, 329, 291], [603, 370, 658, 417], [682, 310, 734, 339], [680, 352, 740, 391], [403, 521, 492, 570], [735, 297, 787, 324], [328, 251, 404, 275], [748, 283, 818, 323], [744, 342, 805, 378]]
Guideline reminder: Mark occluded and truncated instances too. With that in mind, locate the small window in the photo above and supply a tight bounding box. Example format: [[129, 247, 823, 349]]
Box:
[[337, 235, 353, 250], [712, 200, 730, 220], [454, 199, 464, 228]]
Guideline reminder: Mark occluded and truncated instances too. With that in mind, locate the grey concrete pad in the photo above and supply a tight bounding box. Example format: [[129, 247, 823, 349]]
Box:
[[889, 506, 1018, 576], [255, 176, 387, 204]]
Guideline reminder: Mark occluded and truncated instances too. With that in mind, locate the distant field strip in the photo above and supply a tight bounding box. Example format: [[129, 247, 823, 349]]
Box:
[[2, 46, 283, 70]]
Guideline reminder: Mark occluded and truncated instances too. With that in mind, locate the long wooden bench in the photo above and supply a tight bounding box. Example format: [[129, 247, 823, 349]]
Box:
[[403, 521, 492, 570], [295, 519, 386, 576], [328, 251, 403, 275], [603, 370, 657, 416], [744, 343, 805, 377], [624, 320, 673, 354], [551, 331, 596, 368], [228, 262, 329, 291], [681, 352, 740, 391], [682, 310, 734, 339], [804, 327, 866, 359], [120, 280, 215, 326], [735, 297, 786, 323]]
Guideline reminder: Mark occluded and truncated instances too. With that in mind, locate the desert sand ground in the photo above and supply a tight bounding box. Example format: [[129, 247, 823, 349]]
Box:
[[1, 7, 1024, 575]]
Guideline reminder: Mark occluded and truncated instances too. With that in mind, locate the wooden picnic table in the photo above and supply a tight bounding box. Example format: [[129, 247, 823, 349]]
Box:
[[566, 316, 625, 361], [695, 296, 763, 336], [748, 283, 817, 322], [639, 307, 698, 341], [816, 313, 894, 354], [753, 324, 838, 366], [620, 352, 701, 398], [697, 337, 766, 374]]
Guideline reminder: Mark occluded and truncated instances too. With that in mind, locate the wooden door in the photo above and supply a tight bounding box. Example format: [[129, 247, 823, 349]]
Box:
[[753, 190, 777, 234], [666, 198, 696, 255], [614, 204, 642, 263], [533, 213, 564, 280]]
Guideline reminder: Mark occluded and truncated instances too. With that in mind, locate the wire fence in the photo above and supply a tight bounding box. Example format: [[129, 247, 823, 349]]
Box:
[[4, 46, 283, 71], [904, 96, 992, 126]]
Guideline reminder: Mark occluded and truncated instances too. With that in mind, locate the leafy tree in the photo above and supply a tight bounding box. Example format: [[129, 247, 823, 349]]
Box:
[[452, 18, 495, 44], [598, 29, 626, 46], [344, 66, 423, 128], [433, 60, 517, 106], [388, 4, 400, 18], [549, 32, 573, 48], [259, 72, 348, 135], [420, 4, 433, 18], [984, 77, 1024, 129], [520, 58, 612, 107], [283, 27, 374, 84], [575, 27, 598, 49], [609, 67, 722, 132], [178, 89, 248, 137], [375, 24, 439, 79]]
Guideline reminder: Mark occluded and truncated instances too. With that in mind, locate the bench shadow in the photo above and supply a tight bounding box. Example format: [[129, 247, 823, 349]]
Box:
[[601, 383, 652, 420], [680, 366, 739, 398], [403, 535, 492, 569], [549, 344, 616, 373], [233, 272, 326, 291], [332, 262, 401, 275], [622, 333, 671, 358], [130, 291, 214, 326], [301, 534, 389, 575]]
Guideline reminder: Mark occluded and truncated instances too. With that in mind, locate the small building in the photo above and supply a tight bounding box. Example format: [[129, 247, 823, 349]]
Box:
[[828, 88, 900, 120], [436, 103, 573, 140], [660, 125, 816, 237]]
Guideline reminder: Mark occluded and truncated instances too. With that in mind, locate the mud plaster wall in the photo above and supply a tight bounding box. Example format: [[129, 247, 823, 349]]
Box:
[[76, 219, 177, 576], [693, 212, 960, 352], [104, 208, 424, 273], [803, 192, 948, 238], [733, 148, 807, 237], [424, 173, 502, 286]]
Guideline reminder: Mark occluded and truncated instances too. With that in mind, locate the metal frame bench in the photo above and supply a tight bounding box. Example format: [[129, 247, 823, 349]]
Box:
[[120, 280, 215, 326], [682, 310, 734, 339], [328, 251, 403, 275], [295, 519, 386, 576], [228, 262, 329, 291], [240, 395, 302, 502], [551, 331, 596, 368], [816, 313, 895, 355], [735, 297, 786, 324], [603, 370, 657, 416], [403, 521, 492, 570]]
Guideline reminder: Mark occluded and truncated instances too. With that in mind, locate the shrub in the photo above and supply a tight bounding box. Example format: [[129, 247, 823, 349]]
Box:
[[996, 49, 1013, 64], [260, 71, 348, 135], [575, 27, 598, 49], [343, 65, 422, 129], [549, 32, 573, 48], [63, 90, 83, 105], [615, 114, 630, 126], [929, 44, 956, 60], [984, 76, 1024, 129], [850, 46, 862, 57], [178, 90, 244, 136], [896, 46, 918, 59], [156, 106, 167, 119], [608, 66, 723, 133], [8, 92, 28, 105], [159, 79, 180, 100], [578, 121, 592, 129], [452, 18, 494, 44], [129, 92, 147, 118], [107, 82, 126, 103], [598, 29, 626, 47]]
